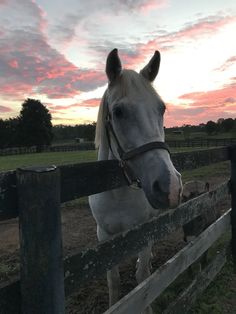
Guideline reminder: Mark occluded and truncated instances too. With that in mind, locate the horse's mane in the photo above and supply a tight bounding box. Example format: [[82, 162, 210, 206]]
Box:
[[95, 69, 158, 148], [95, 92, 107, 149]]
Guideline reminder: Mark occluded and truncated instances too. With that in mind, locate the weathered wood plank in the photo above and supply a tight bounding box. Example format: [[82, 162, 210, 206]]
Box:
[[163, 247, 228, 314], [59, 160, 127, 203], [104, 209, 231, 314], [0, 147, 230, 221], [0, 277, 21, 314], [17, 166, 65, 314], [64, 182, 229, 296], [60, 147, 229, 202]]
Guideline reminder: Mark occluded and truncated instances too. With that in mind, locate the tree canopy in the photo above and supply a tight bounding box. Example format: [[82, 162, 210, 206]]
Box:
[[18, 98, 53, 149]]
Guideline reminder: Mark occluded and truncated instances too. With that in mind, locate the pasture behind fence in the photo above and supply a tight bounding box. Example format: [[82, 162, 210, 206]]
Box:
[[0, 138, 236, 156], [0, 146, 235, 313]]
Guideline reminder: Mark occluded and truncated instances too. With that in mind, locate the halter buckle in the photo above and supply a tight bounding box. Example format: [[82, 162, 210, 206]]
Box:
[[119, 160, 142, 189]]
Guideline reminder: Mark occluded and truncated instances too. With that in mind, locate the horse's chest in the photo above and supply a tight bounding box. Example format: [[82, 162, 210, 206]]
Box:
[[105, 207, 149, 233], [89, 188, 151, 235]]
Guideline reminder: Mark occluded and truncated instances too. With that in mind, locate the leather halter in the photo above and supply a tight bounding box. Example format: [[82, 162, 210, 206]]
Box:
[[104, 99, 170, 187]]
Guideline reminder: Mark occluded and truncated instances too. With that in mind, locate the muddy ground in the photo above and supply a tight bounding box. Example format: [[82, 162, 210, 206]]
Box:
[[0, 173, 232, 314]]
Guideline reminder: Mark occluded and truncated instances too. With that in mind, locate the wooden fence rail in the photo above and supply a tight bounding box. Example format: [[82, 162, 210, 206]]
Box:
[[0, 147, 229, 221], [167, 137, 236, 148], [163, 246, 229, 314], [105, 209, 231, 314], [0, 145, 235, 313]]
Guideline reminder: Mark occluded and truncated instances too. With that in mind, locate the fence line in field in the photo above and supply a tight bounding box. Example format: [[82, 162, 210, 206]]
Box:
[[0, 146, 235, 313], [0, 138, 236, 156]]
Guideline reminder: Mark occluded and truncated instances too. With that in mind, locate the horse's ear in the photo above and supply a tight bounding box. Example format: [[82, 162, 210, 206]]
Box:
[[140, 51, 160, 82], [106, 48, 122, 82]]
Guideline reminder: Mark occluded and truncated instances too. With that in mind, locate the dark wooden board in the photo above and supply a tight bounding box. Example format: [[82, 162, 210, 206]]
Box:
[[0, 147, 230, 221]]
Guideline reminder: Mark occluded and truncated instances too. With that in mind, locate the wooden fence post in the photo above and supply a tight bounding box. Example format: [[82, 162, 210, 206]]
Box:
[[229, 145, 236, 268], [17, 166, 65, 314]]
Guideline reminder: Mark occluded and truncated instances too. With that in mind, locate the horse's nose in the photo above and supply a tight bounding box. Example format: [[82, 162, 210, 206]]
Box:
[[152, 180, 169, 209]]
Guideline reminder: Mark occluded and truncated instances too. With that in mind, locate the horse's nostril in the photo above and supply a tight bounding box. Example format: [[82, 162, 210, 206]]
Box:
[[153, 180, 161, 193], [151, 179, 169, 209]]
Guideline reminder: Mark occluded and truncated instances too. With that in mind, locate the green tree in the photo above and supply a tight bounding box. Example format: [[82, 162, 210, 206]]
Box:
[[18, 98, 53, 150], [205, 120, 217, 135], [221, 118, 235, 132], [0, 118, 20, 148]]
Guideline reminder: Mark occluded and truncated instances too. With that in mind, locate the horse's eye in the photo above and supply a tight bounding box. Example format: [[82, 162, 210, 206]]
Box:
[[113, 107, 124, 119]]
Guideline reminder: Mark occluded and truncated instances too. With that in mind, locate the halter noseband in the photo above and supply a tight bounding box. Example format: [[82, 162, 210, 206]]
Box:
[[105, 100, 170, 187]]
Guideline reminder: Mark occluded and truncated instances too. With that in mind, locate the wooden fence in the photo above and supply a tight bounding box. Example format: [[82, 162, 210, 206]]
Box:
[[0, 138, 236, 156], [0, 142, 95, 156], [0, 146, 235, 313], [167, 137, 236, 148]]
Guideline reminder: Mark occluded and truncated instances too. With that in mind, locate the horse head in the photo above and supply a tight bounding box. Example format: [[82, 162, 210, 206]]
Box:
[[98, 48, 182, 209]]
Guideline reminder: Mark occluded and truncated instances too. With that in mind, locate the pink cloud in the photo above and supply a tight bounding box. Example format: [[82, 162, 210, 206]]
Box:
[[164, 79, 236, 127], [48, 98, 100, 113], [215, 55, 236, 72], [139, 0, 168, 13], [8, 59, 19, 69], [79, 98, 100, 107], [119, 14, 236, 69], [0, 1, 106, 101], [0, 105, 12, 112], [179, 81, 236, 108]]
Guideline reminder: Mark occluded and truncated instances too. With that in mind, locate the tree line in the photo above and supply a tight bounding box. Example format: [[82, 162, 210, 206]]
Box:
[[0, 98, 235, 150], [53, 123, 96, 142], [167, 118, 236, 136], [205, 118, 236, 135]]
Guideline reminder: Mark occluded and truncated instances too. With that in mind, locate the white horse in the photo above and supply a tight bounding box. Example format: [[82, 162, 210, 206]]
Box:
[[89, 49, 182, 313]]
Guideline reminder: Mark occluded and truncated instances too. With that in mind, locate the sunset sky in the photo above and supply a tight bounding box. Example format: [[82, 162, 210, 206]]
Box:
[[0, 0, 236, 127]]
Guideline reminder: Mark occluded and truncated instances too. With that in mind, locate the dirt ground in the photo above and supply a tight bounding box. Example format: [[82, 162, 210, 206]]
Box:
[[0, 173, 232, 314]]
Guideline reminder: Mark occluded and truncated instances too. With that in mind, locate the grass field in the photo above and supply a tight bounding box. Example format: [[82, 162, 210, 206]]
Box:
[[0, 150, 97, 172], [0, 146, 218, 172]]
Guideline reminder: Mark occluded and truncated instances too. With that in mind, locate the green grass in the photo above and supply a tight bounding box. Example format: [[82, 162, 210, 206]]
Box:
[[181, 161, 230, 182], [0, 147, 221, 172], [171, 147, 218, 153], [0, 150, 97, 171], [153, 234, 235, 314], [189, 258, 236, 314]]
